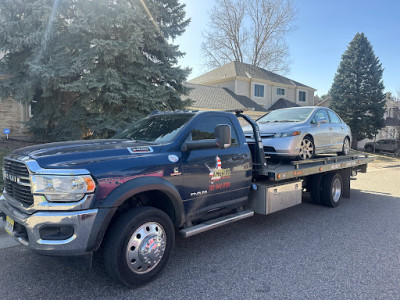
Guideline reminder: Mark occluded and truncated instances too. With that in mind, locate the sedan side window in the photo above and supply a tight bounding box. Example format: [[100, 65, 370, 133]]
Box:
[[313, 110, 329, 124], [327, 111, 342, 124]]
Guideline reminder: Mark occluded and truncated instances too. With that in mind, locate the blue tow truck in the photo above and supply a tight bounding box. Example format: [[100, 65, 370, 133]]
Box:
[[0, 110, 373, 286]]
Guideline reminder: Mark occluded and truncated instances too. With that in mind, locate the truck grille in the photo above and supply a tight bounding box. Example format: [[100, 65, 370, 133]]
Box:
[[3, 158, 34, 207]]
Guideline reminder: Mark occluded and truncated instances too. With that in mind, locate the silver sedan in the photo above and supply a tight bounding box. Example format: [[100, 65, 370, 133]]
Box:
[[243, 106, 352, 160]]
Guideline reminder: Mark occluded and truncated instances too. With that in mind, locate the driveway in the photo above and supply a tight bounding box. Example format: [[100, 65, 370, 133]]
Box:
[[0, 158, 399, 299]]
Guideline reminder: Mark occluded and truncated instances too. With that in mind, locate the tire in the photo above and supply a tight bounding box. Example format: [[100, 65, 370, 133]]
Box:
[[365, 145, 373, 153], [321, 173, 342, 208], [103, 206, 175, 287], [298, 136, 315, 160], [338, 137, 350, 156]]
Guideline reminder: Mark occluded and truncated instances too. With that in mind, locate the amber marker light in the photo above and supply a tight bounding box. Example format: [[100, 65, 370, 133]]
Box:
[[292, 131, 301, 136], [84, 176, 96, 192]]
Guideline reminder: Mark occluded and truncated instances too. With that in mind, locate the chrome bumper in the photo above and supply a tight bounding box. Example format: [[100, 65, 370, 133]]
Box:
[[0, 193, 98, 255]]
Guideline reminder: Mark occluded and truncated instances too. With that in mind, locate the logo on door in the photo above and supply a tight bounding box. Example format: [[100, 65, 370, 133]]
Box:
[[205, 156, 231, 184]]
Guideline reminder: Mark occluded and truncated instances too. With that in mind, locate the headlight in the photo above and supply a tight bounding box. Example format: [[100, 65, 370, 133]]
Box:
[[31, 175, 96, 202], [274, 131, 301, 138]]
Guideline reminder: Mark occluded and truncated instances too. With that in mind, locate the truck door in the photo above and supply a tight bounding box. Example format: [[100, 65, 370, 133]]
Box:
[[180, 115, 251, 218]]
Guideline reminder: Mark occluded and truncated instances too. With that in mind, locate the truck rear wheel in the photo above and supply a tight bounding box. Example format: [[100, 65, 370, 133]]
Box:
[[103, 206, 175, 287], [321, 173, 342, 208]]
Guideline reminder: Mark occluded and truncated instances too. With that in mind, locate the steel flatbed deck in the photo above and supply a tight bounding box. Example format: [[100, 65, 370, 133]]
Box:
[[256, 152, 375, 181]]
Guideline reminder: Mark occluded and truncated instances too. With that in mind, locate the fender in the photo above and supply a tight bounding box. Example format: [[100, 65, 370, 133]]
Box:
[[86, 177, 185, 252], [97, 176, 185, 227]]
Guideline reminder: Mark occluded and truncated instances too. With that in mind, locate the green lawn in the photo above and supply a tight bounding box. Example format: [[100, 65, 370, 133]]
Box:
[[0, 149, 12, 190]]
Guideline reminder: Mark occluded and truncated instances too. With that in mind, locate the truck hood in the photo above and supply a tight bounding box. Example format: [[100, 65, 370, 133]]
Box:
[[9, 139, 161, 169]]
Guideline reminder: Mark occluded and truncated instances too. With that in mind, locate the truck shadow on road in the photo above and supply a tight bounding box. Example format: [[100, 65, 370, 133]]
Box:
[[1, 188, 399, 299]]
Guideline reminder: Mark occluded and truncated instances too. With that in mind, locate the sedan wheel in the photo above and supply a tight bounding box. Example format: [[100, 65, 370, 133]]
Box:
[[298, 137, 315, 160], [338, 137, 350, 156]]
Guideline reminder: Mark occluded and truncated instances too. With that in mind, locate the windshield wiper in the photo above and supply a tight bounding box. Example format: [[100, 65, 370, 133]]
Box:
[[274, 120, 297, 122]]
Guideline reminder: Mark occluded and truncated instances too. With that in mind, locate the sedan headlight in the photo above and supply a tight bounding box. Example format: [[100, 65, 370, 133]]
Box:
[[274, 131, 301, 138], [31, 175, 96, 202]]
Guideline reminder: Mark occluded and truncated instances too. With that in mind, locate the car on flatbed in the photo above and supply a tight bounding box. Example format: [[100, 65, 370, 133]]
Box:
[[243, 106, 351, 160], [0, 110, 373, 287]]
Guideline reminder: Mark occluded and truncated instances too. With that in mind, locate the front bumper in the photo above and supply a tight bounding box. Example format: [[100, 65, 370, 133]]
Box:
[[0, 192, 98, 255], [247, 135, 302, 157]]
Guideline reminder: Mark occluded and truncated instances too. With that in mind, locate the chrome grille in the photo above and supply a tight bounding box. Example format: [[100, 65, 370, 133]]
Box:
[[3, 158, 33, 207]]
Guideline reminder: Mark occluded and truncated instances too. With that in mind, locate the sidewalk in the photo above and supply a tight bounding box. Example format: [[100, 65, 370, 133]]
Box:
[[0, 219, 20, 250]]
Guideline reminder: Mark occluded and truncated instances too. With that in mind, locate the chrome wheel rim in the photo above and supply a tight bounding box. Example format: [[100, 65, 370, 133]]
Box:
[[299, 139, 314, 160], [332, 178, 341, 203], [343, 139, 350, 155], [126, 222, 166, 274]]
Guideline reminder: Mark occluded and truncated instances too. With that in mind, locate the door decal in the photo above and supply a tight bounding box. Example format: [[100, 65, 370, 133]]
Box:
[[205, 156, 231, 184]]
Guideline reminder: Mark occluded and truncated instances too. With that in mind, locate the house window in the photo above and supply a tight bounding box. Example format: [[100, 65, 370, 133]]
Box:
[[254, 84, 264, 97], [277, 88, 285, 95], [29, 101, 37, 118], [299, 91, 306, 102]]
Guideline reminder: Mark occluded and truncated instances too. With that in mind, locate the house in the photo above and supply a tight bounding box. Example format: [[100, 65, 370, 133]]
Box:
[[317, 96, 400, 148], [358, 99, 400, 148], [183, 83, 267, 121], [189, 61, 316, 110], [0, 72, 31, 139]]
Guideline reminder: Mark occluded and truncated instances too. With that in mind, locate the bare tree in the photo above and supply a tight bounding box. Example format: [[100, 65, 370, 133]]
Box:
[[201, 0, 296, 74]]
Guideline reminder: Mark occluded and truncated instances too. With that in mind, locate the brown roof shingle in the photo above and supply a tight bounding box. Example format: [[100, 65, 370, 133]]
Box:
[[183, 83, 267, 112]]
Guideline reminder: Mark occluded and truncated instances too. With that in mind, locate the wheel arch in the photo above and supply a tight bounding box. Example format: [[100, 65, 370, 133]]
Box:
[[88, 177, 185, 252]]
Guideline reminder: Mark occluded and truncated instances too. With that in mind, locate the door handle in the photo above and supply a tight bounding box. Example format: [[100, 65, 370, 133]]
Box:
[[329, 127, 333, 130], [232, 154, 247, 160]]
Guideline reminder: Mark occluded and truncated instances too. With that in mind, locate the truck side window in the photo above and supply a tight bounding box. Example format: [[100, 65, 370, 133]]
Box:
[[190, 116, 239, 145]]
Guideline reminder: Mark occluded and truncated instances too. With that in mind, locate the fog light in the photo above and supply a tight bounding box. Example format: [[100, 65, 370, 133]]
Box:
[[39, 226, 74, 240]]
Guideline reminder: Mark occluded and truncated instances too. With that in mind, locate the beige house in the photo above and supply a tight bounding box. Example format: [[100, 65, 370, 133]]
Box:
[[0, 73, 31, 139], [189, 61, 316, 110]]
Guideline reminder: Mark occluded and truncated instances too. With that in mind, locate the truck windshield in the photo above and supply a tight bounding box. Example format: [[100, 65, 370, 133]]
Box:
[[113, 113, 194, 143], [257, 107, 314, 123]]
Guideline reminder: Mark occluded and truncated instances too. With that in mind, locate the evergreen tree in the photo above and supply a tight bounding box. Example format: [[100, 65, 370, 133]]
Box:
[[330, 33, 385, 149], [0, 0, 190, 141]]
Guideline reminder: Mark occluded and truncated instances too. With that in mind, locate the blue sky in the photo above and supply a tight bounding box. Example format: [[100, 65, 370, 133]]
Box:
[[175, 0, 400, 96]]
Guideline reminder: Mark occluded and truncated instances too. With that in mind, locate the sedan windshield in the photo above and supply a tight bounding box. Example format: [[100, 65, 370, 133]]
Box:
[[114, 114, 194, 143], [258, 107, 314, 123]]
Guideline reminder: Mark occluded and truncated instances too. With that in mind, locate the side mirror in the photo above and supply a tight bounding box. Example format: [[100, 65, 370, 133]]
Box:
[[215, 124, 231, 149], [182, 124, 232, 151]]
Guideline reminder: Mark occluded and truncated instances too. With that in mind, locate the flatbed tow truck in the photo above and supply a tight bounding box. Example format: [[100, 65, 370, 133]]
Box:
[[0, 110, 374, 286]]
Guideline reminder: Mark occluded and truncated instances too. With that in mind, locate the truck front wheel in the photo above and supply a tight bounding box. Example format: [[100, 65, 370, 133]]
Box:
[[321, 173, 342, 208], [103, 206, 175, 287]]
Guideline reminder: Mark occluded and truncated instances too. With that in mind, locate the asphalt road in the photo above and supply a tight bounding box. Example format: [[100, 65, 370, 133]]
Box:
[[0, 160, 399, 299]]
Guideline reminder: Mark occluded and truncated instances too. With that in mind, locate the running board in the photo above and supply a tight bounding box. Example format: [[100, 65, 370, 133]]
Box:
[[179, 210, 254, 238]]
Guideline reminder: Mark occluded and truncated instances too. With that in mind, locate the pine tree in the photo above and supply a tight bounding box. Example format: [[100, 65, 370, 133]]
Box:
[[330, 33, 385, 149], [0, 0, 191, 141]]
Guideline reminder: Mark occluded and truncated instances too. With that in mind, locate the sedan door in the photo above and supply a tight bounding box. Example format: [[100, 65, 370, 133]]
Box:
[[309, 109, 332, 152], [327, 110, 347, 149]]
